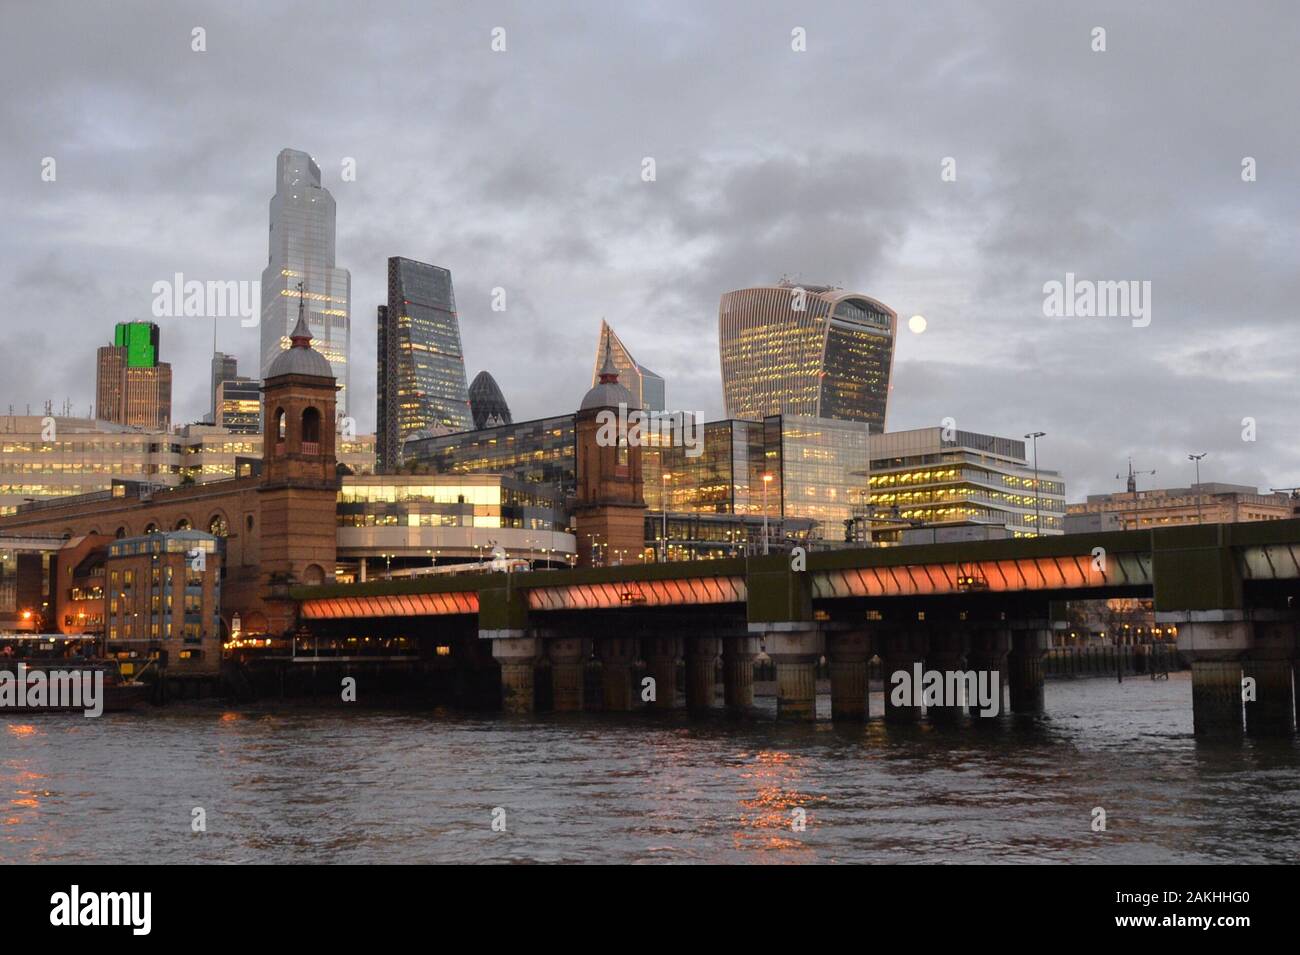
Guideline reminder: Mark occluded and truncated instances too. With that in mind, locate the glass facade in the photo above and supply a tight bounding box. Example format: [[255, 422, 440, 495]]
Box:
[[0, 417, 376, 513], [768, 415, 873, 540], [259, 149, 351, 413], [867, 428, 1066, 537], [377, 258, 473, 471], [402, 414, 577, 495], [468, 370, 513, 430], [592, 320, 665, 411], [718, 283, 896, 430]]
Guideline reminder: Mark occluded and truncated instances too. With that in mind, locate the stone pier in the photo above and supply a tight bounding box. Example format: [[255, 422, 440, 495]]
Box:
[[759, 626, 824, 722], [488, 632, 541, 714], [966, 626, 1010, 721], [1007, 625, 1050, 714], [722, 634, 757, 716], [876, 628, 926, 724], [1166, 611, 1252, 735], [685, 635, 720, 715], [826, 629, 871, 722], [598, 637, 640, 712], [1243, 618, 1297, 736], [925, 628, 967, 723], [547, 637, 587, 713], [642, 634, 683, 710]]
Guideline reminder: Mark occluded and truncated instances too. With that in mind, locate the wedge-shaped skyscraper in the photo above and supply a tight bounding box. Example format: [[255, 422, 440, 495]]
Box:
[[718, 281, 896, 429], [590, 320, 665, 412], [376, 257, 472, 472]]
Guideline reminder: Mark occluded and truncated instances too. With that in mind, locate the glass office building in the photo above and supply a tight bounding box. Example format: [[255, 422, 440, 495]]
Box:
[[867, 428, 1066, 537], [377, 258, 473, 471], [259, 148, 352, 414], [718, 282, 896, 429], [401, 414, 578, 495], [468, 370, 513, 430], [592, 321, 665, 411]]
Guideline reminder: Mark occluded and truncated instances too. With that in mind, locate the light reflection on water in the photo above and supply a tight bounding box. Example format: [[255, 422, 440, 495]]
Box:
[[2, 672, 1298, 864]]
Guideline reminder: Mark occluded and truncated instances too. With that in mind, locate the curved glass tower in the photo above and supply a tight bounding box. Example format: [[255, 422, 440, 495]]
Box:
[[718, 282, 896, 429], [469, 370, 513, 429]]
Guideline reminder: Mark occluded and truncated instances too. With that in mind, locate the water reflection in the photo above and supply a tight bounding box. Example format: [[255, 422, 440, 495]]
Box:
[[1, 672, 1298, 864]]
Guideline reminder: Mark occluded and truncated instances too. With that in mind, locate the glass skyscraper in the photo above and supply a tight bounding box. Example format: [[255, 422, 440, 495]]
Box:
[[376, 257, 473, 472], [591, 321, 665, 411], [718, 282, 896, 429], [259, 148, 351, 414]]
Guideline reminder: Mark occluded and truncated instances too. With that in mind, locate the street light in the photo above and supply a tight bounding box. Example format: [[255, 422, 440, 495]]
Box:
[[762, 472, 774, 555], [1024, 432, 1046, 537], [1188, 452, 1207, 524], [661, 471, 671, 563]]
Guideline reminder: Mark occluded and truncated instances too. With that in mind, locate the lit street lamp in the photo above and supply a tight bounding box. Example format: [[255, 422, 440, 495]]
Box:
[[762, 472, 774, 555], [1024, 432, 1046, 537]]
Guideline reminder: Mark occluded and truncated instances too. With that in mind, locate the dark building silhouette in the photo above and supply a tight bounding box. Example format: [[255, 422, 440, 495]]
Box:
[[468, 370, 513, 430]]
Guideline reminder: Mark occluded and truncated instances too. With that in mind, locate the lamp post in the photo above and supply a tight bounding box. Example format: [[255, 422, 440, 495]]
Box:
[[1188, 452, 1207, 524], [661, 471, 671, 563], [1024, 432, 1046, 537], [762, 472, 774, 555]]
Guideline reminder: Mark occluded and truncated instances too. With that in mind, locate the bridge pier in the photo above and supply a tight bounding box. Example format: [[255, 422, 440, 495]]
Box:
[[1167, 612, 1252, 735], [685, 636, 720, 714], [548, 637, 587, 713], [877, 628, 926, 724], [642, 634, 682, 710], [722, 634, 757, 716], [926, 629, 968, 723], [760, 626, 824, 722], [598, 637, 640, 711], [488, 632, 541, 714], [966, 626, 1010, 721], [1007, 625, 1049, 714], [827, 629, 871, 722], [1242, 617, 1297, 736]]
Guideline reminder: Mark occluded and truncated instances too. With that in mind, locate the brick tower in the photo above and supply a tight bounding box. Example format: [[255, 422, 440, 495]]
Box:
[[258, 284, 339, 632], [573, 339, 646, 566]]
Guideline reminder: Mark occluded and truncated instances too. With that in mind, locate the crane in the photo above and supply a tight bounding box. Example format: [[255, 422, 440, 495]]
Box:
[[1117, 458, 1156, 494]]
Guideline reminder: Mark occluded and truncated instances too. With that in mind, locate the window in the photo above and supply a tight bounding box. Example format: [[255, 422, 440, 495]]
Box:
[[302, 407, 322, 444]]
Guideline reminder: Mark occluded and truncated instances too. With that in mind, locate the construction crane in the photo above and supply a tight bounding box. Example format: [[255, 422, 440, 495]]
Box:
[[1117, 457, 1156, 493]]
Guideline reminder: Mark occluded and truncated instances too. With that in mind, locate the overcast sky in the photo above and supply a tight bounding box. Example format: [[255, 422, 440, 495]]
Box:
[[2, 0, 1297, 499]]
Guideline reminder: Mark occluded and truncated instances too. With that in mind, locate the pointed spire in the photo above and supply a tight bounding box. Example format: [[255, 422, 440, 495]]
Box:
[[289, 281, 312, 348], [597, 335, 619, 384]]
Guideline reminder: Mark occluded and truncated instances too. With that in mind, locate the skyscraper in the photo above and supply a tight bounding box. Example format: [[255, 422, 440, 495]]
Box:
[[468, 370, 513, 429], [96, 321, 172, 430], [718, 281, 896, 429], [209, 351, 238, 423], [591, 320, 665, 411], [259, 148, 351, 415], [376, 257, 472, 472]]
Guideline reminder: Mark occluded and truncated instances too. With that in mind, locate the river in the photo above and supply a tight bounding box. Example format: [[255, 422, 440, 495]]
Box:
[[3, 672, 1298, 864]]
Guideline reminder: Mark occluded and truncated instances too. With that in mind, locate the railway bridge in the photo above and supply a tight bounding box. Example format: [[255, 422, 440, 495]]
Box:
[[293, 520, 1300, 735]]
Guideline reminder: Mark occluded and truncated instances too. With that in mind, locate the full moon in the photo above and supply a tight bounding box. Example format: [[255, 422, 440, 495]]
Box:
[[908, 314, 927, 334]]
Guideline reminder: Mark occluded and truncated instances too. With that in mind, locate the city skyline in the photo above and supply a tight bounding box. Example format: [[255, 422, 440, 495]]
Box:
[[2, 3, 1298, 501]]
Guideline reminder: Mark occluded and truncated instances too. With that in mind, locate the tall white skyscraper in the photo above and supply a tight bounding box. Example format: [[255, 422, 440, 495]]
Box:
[[259, 148, 351, 414]]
